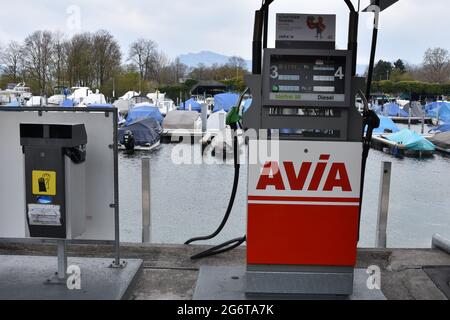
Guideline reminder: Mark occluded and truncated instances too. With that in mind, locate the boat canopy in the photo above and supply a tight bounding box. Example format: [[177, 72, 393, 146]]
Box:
[[4, 101, 20, 107], [379, 103, 408, 117], [386, 128, 435, 151], [118, 118, 162, 146], [113, 99, 131, 112], [427, 102, 450, 123], [126, 103, 163, 125], [373, 116, 400, 134], [207, 110, 227, 131], [213, 93, 240, 113], [163, 110, 200, 130], [429, 132, 450, 150], [434, 123, 450, 133], [429, 102, 450, 123], [88, 103, 114, 108], [180, 98, 202, 112], [60, 99, 75, 107], [402, 101, 425, 117]]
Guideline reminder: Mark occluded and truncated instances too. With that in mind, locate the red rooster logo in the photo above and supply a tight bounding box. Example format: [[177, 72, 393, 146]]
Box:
[[307, 16, 326, 39]]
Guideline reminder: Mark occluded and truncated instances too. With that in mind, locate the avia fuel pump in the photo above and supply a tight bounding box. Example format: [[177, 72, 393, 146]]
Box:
[[242, 2, 370, 297], [190, 0, 395, 299]]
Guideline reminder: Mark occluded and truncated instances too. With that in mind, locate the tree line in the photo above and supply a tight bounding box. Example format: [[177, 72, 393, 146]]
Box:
[[0, 30, 249, 99], [370, 47, 450, 97]]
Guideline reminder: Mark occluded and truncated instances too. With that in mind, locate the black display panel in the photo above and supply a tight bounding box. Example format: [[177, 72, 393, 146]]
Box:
[[268, 54, 347, 104]]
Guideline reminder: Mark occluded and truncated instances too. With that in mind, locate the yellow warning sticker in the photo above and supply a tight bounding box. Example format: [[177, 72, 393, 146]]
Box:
[[32, 171, 56, 196]]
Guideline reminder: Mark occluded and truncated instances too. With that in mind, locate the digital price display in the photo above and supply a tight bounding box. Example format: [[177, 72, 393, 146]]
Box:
[[268, 54, 347, 104]]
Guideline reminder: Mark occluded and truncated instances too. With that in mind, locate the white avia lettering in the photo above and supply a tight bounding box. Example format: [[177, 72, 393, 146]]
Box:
[[256, 154, 352, 192]]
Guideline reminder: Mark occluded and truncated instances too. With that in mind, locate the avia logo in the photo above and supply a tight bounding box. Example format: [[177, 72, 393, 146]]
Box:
[[256, 154, 352, 192]]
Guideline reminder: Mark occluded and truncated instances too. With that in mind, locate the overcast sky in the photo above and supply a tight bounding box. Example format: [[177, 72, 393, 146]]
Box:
[[0, 0, 447, 66]]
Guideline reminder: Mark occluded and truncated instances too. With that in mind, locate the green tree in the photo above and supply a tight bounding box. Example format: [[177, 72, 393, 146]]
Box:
[[373, 60, 393, 81], [393, 59, 406, 72]]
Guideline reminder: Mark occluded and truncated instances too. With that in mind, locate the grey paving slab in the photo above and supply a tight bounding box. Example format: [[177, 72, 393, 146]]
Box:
[[193, 266, 386, 300], [0, 255, 142, 300]]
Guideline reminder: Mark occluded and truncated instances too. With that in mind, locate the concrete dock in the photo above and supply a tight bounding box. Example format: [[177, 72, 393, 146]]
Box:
[[0, 242, 449, 300]]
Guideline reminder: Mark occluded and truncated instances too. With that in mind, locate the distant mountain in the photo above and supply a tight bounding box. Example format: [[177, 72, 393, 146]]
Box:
[[178, 51, 251, 70]]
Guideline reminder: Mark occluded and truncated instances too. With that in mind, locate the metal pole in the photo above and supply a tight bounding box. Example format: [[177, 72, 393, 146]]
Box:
[[142, 158, 151, 243], [57, 240, 67, 280], [112, 108, 123, 267], [421, 113, 425, 134], [376, 161, 391, 248], [408, 106, 411, 129], [201, 104, 208, 134]]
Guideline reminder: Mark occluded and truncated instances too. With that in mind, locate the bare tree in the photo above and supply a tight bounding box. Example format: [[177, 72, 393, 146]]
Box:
[[422, 47, 450, 83], [65, 33, 94, 87], [149, 50, 170, 85], [51, 32, 68, 88], [23, 31, 54, 95], [92, 30, 122, 87], [227, 56, 247, 70], [0, 41, 24, 82], [171, 57, 188, 83], [128, 39, 157, 82]]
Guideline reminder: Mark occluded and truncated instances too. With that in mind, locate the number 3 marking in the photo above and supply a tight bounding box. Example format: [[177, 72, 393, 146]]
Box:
[[270, 66, 279, 79]]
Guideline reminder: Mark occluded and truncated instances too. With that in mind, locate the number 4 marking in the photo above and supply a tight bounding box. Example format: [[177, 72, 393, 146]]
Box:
[[335, 66, 344, 80]]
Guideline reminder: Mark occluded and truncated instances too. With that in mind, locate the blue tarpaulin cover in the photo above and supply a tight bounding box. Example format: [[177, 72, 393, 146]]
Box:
[[434, 123, 450, 132], [213, 93, 240, 113], [119, 118, 162, 146], [426, 102, 450, 123], [5, 101, 20, 107], [425, 101, 447, 113], [60, 99, 74, 107], [180, 98, 202, 112], [126, 104, 163, 125], [373, 116, 400, 134], [88, 103, 113, 108], [386, 128, 435, 151], [379, 103, 408, 117]]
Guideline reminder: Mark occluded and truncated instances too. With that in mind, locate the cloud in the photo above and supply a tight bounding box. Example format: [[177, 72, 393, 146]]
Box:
[[0, 0, 448, 66]]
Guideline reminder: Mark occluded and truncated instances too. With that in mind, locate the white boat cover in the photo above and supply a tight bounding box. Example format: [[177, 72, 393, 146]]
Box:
[[163, 110, 200, 130]]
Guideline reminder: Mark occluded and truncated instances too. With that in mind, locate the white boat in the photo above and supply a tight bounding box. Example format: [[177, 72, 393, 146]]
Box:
[[47, 94, 65, 105], [147, 91, 175, 116], [120, 91, 140, 100], [67, 87, 92, 105], [0, 82, 32, 105], [78, 89, 107, 107], [25, 96, 46, 107]]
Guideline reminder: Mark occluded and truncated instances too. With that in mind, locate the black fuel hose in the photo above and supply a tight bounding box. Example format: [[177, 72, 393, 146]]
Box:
[[190, 236, 247, 260], [185, 88, 249, 259], [184, 134, 240, 245]]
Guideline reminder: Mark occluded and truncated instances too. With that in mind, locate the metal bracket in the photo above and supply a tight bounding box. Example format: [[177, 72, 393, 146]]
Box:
[[109, 260, 128, 269]]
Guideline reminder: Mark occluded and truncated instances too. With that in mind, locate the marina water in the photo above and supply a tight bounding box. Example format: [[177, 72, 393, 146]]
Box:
[[119, 124, 450, 248]]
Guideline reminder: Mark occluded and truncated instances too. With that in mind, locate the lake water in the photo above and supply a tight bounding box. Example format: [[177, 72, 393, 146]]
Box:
[[119, 124, 450, 248]]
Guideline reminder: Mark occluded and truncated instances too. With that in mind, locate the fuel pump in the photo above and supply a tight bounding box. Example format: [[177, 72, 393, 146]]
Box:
[[20, 123, 87, 239], [191, 0, 396, 298]]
